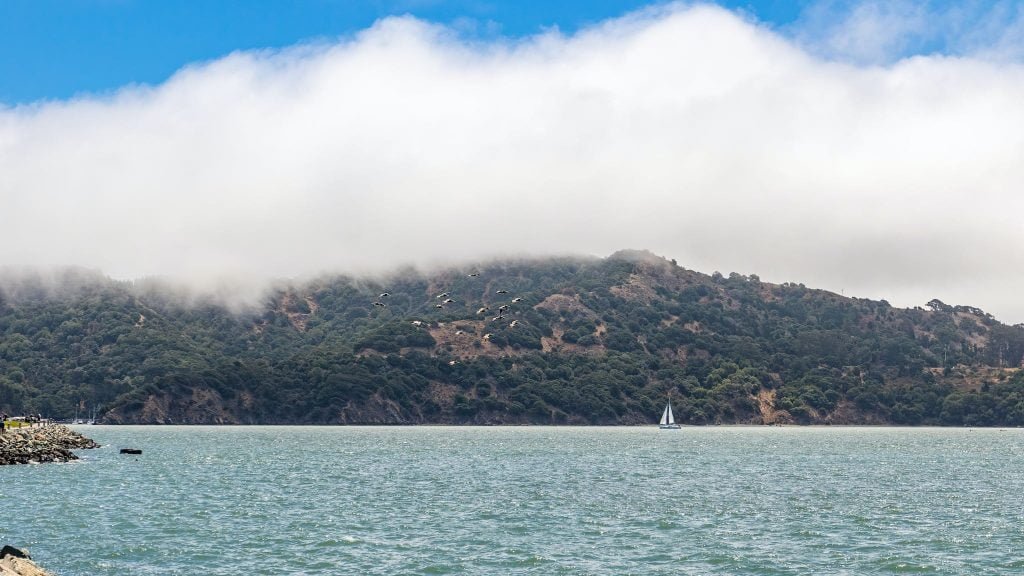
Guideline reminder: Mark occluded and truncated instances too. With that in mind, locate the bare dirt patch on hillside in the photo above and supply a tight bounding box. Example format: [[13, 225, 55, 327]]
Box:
[[938, 365, 1021, 391], [429, 321, 493, 358], [277, 291, 314, 332], [540, 325, 605, 355], [610, 274, 657, 303], [533, 293, 597, 317], [757, 389, 792, 425]]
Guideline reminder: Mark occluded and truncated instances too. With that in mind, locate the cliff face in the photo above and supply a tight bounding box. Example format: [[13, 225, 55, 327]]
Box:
[[2, 252, 1023, 426], [103, 388, 245, 425]]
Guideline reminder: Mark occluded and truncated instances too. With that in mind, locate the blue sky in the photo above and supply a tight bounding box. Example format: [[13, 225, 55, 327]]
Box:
[[3, 0, 1019, 104], [0, 0, 897, 104]]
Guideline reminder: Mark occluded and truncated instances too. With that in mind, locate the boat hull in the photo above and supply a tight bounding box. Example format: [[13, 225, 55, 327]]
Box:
[[659, 424, 681, 429]]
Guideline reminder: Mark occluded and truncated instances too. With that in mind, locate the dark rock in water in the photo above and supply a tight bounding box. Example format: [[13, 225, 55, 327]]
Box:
[[0, 546, 29, 559], [119, 448, 142, 455]]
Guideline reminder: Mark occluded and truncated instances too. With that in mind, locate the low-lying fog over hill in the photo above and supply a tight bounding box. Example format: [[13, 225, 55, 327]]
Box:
[[2, 4, 1024, 323]]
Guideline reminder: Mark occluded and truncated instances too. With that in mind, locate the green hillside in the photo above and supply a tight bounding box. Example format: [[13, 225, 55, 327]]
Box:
[[1, 251, 1023, 425]]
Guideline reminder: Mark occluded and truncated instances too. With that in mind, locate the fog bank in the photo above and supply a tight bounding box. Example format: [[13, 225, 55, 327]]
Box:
[[2, 3, 1023, 322]]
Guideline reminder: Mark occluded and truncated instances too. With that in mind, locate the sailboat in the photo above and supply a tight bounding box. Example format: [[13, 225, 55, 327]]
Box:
[[659, 402, 680, 429]]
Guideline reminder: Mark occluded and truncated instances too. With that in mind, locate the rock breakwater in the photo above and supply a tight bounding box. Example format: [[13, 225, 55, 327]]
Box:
[[0, 546, 54, 576], [0, 425, 99, 465]]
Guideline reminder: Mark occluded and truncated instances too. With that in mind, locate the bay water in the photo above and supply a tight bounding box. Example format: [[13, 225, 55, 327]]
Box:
[[2, 426, 1024, 575]]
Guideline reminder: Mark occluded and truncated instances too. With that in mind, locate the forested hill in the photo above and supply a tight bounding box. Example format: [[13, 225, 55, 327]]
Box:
[[1, 250, 1023, 425]]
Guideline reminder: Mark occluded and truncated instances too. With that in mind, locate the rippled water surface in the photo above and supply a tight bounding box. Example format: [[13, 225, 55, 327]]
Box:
[[3, 426, 1024, 574]]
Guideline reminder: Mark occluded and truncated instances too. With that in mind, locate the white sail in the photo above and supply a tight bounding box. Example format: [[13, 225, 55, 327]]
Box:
[[667, 404, 675, 425], [660, 405, 669, 425]]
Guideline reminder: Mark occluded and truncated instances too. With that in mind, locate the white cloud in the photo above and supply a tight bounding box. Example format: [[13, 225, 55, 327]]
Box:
[[793, 1, 930, 64], [2, 3, 1024, 321]]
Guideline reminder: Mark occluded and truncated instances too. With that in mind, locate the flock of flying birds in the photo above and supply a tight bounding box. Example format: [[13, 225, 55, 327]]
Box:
[[370, 272, 525, 348]]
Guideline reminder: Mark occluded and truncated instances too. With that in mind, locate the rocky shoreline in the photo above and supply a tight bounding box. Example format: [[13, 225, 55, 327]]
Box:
[[0, 428, 98, 575], [0, 424, 99, 465], [0, 547, 53, 576]]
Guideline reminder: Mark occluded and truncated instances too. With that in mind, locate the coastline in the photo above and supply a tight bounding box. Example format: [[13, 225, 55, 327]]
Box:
[[69, 421, 1023, 428]]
